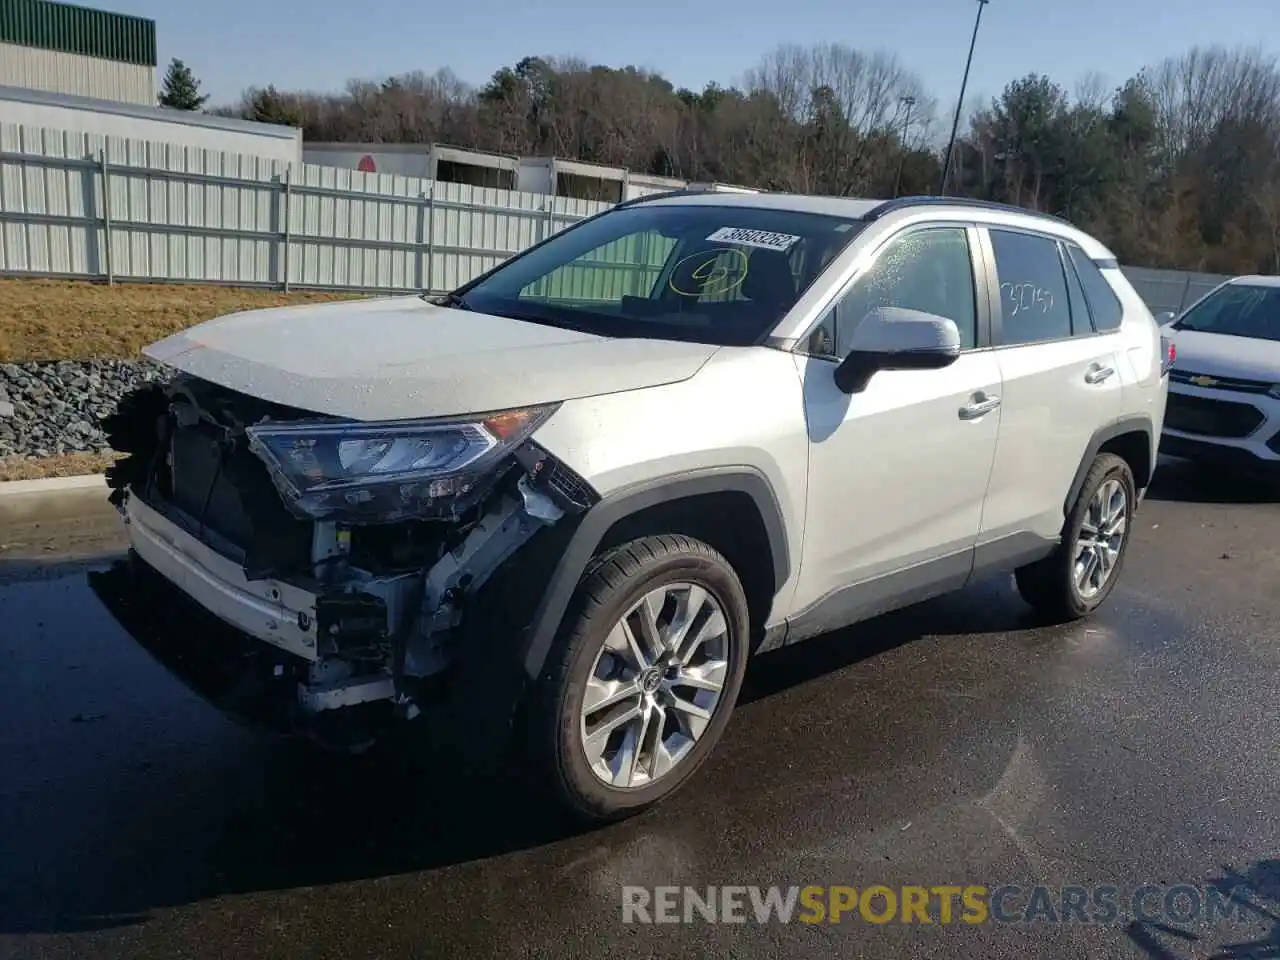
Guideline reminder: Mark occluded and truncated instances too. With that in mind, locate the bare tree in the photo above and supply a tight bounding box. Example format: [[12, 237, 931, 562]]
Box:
[[1148, 46, 1280, 158], [1073, 71, 1110, 112], [743, 43, 927, 194], [205, 41, 1280, 276]]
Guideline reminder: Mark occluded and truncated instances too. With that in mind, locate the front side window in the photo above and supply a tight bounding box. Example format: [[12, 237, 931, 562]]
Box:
[[449, 204, 865, 346], [805, 227, 978, 358], [1174, 283, 1280, 342], [989, 229, 1073, 345]]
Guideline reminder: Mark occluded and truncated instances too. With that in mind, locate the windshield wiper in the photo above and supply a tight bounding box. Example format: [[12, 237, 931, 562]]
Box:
[[435, 291, 471, 311]]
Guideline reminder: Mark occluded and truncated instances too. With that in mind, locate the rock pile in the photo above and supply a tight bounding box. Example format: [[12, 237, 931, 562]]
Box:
[[0, 360, 167, 460]]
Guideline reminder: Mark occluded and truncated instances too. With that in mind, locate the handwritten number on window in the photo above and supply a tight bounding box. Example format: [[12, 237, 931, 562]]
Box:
[[1000, 281, 1054, 317]]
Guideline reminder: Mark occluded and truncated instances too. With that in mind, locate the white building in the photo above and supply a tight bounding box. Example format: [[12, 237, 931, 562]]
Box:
[[302, 143, 521, 189], [305, 142, 691, 202], [0, 85, 302, 165], [0, 0, 156, 106], [516, 156, 688, 203]]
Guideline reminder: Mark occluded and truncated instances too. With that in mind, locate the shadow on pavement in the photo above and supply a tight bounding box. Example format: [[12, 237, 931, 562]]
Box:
[[740, 573, 1043, 704], [1126, 859, 1280, 959], [0, 554, 1050, 936], [1145, 457, 1280, 506], [0, 550, 126, 585]]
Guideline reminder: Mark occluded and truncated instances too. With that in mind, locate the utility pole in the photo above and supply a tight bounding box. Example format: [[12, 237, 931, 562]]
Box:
[[938, 0, 989, 196], [893, 95, 916, 197]]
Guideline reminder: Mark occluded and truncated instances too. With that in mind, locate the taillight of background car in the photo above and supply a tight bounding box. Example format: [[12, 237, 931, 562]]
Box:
[[1160, 335, 1176, 375]]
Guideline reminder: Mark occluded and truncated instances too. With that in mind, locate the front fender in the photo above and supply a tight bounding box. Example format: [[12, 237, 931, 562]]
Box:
[[518, 466, 791, 680]]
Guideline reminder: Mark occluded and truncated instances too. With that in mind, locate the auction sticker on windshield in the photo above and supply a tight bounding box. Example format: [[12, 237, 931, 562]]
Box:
[[705, 227, 802, 252]]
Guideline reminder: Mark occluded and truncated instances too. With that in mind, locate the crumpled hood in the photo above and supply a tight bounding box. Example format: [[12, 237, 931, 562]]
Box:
[[1168, 328, 1280, 382], [144, 296, 720, 421]]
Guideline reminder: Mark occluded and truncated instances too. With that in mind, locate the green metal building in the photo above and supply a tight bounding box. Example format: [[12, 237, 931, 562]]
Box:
[[0, 0, 157, 105]]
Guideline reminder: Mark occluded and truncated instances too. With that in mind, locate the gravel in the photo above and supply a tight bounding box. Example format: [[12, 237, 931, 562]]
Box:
[[0, 359, 167, 461]]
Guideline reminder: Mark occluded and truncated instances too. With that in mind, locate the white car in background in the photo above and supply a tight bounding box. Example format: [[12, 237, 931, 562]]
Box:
[[1158, 276, 1280, 474]]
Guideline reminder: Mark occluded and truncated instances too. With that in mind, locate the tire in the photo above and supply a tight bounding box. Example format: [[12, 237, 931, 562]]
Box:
[[1015, 453, 1136, 621], [525, 534, 751, 824]]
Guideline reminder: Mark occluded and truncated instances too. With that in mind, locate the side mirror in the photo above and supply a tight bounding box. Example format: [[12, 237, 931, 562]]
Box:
[[1155, 311, 1177, 326], [833, 306, 962, 394]]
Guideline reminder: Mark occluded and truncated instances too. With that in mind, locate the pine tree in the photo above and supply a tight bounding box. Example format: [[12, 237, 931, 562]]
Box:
[[244, 86, 303, 127], [158, 59, 208, 111]]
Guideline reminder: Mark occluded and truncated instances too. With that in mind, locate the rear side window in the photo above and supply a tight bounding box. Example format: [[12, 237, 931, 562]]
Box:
[[989, 229, 1072, 344], [1067, 245, 1124, 331], [1059, 245, 1094, 336]]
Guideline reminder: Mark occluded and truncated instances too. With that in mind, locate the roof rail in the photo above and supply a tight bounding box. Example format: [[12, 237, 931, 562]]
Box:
[[613, 183, 766, 209], [613, 189, 700, 209], [867, 195, 1074, 226], [685, 182, 762, 194]]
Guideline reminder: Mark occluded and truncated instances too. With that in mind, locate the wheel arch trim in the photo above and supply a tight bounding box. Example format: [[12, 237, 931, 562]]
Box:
[[1065, 415, 1154, 515], [519, 466, 791, 679]]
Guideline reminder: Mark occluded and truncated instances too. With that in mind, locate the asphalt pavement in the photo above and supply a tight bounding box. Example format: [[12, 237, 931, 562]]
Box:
[[1, 461, 1277, 960]]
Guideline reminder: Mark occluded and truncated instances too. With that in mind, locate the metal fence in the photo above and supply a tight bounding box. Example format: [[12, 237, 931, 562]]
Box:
[[0, 121, 1251, 310], [0, 123, 612, 295], [1119, 265, 1232, 316]]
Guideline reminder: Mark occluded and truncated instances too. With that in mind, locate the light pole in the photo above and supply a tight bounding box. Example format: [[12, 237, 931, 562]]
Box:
[[938, 0, 989, 196], [893, 96, 916, 198]]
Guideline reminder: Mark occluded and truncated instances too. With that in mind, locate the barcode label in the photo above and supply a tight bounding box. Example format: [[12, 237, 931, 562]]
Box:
[[705, 227, 802, 252]]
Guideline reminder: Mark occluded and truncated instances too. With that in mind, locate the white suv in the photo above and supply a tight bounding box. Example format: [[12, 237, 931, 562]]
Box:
[[1158, 276, 1280, 473], [100, 192, 1169, 821]]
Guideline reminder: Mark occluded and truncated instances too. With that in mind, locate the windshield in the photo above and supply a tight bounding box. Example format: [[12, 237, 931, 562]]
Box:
[[443, 204, 865, 346], [1175, 283, 1280, 342]]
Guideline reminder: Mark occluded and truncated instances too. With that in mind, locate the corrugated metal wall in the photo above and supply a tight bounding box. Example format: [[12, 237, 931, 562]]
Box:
[[0, 92, 302, 164], [0, 43, 155, 105], [0, 120, 1256, 307], [525, 232, 674, 303], [0, 123, 609, 293], [0, 0, 157, 66]]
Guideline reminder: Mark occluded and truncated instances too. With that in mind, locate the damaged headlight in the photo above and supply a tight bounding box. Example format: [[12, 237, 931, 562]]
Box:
[[246, 405, 558, 521]]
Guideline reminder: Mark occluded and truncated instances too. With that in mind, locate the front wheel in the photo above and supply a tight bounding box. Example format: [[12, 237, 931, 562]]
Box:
[[527, 534, 751, 823], [1015, 453, 1136, 621]]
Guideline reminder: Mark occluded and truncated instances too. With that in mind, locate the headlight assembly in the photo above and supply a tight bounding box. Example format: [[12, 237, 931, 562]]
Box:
[[246, 405, 557, 521]]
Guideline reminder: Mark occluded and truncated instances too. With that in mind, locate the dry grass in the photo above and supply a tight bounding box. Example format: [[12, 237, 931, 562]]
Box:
[[0, 279, 371, 478], [0, 451, 122, 481], [0, 279, 368, 363]]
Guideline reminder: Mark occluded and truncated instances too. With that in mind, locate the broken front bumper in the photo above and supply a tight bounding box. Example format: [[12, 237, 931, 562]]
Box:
[[123, 492, 401, 718], [124, 492, 320, 662], [101, 489, 583, 753], [98, 376, 601, 754]]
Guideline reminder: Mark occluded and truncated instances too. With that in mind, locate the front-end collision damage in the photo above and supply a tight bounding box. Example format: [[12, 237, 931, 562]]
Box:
[[101, 373, 598, 749]]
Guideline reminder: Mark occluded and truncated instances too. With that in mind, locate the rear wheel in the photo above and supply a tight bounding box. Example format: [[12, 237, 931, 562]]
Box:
[[1015, 453, 1135, 621], [526, 534, 750, 823]]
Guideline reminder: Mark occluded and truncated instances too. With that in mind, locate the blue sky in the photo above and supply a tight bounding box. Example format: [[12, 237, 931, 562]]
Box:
[[119, 0, 1275, 117]]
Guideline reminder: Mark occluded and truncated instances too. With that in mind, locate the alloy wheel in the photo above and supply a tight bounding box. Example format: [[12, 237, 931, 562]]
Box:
[[579, 582, 730, 789], [1074, 478, 1128, 599]]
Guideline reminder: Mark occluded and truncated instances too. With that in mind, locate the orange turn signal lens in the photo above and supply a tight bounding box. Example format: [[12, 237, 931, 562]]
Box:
[[482, 409, 539, 441]]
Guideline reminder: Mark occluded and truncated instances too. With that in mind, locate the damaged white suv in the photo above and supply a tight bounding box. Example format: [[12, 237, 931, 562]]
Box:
[[102, 191, 1168, 822]]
